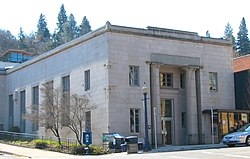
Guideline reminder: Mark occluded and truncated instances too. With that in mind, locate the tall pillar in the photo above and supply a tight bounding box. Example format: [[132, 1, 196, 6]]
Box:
[[150, 63, 161, 146], [184, 66, 198, 144]]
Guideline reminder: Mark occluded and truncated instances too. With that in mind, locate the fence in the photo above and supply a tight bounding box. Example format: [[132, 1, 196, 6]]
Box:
[[0, 131, 80, 152]]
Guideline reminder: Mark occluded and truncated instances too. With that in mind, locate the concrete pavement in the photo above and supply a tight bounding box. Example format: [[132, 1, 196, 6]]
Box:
[[0, 142, 227, 158]]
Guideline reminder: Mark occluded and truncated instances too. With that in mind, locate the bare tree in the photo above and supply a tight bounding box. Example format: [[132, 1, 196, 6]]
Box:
[[25, 83, 96, 146], [25, 82, 64, 146], [66, 94, 96, 145]]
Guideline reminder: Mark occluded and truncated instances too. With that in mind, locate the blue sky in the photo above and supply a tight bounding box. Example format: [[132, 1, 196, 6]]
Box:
[[0, 0, 249, 38]]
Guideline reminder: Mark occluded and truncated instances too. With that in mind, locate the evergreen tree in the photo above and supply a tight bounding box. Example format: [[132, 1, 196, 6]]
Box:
[[57, 4, 67, 32], [224, 22, 236, 50], [68, 14, 78, 40], [52, 4, 68, 47], [236, 17, 250, 56], [61, 21, 72, 43], [36, 14, 50, 42], [18, 27, 25, 42], [18, 27, 27, 50], [79, 16, 91, 36]]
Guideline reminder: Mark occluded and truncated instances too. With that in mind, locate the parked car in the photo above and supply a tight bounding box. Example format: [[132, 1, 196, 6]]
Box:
[[222, 123, 250, 147]]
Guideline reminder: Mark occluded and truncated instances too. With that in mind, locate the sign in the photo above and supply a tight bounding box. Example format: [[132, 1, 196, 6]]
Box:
[[83, 130, 92, 145]]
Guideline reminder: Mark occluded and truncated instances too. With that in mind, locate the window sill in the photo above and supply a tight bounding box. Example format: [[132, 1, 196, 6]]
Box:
[[160, 87, 180, 91], [130, 132, 140, 135]]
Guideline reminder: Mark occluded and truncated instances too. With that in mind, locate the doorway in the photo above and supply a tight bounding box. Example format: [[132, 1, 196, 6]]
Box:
[[161, 99, 173, 145]]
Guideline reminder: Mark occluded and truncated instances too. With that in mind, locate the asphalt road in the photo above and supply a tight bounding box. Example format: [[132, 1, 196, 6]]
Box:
[[76, 146, 250, 159], [0, 153, 25, 159]]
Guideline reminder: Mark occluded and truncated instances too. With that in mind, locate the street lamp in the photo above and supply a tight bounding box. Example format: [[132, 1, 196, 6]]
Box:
[[142, 82, 150, 151]]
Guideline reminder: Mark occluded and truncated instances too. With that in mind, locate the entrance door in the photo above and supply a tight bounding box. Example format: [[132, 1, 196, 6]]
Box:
[[161, 99, 173, 145]]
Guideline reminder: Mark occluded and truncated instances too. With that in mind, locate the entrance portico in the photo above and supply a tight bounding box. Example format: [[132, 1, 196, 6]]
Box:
[[150, 53, 202, 146]]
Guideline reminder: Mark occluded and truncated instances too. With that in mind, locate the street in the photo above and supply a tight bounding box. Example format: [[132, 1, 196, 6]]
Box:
[[1, 145, 250, 159], [0, 153, 25, 159]]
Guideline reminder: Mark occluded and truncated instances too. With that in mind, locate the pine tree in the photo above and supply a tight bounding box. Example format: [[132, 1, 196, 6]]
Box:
[[79, 16, 91, 36], [236, 17, 250, 56], [36, 14, 50, 42], [224, 22, 236, 50], [52, 4, 68, 47], [68, 14, 78, 39], [17, 27, 28, 50], [57, 4, 67, 32]]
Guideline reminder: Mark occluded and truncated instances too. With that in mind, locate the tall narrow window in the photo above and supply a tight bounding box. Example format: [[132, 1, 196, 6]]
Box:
[[44, 81, 54, 128], [44, 81, 54, 105], [62, 76, 70, 93], [129, 66, 139, 86], [181, 112, 186, 128], [62, 75, 70, 126], [85, 111, 91, 131], [8, 94, 14, 128], [20, 90, 26, 132], [180, 73, 185, 89], [130, 109, 140, 133], [160, 73, 173, 88], [85, 70, 90, 91], [161, 99, 172, 117], [32, 86, 39, 131], [209, 72, 218, 92]]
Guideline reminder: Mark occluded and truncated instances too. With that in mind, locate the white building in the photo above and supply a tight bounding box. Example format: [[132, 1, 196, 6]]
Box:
[[0, 22, 235, 146]]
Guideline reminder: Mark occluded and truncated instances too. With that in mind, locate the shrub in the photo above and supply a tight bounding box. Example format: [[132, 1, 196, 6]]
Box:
[[89, 145, 106, 155], [35, 141, 48, 149], [71, 146, 86, 155]]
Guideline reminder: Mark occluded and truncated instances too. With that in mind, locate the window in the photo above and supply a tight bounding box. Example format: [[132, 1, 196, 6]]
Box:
[[160, 73, 173, 88], [32, 86, 39, 105], [85, 111, 91, 131], [181, 112, 186, 128], [161, 99, 172, 117], [85, 70, 90, 91], [62, 76, 70, 126], [44, 81, 54, 128], [180, 73, 185, 89], [62, 76, 70, 93], [209, 72, 218, 92], [32, 86, 39, 131], [8, 94, 14, 128], [130, 109, 140, 133], [129, 66, 139, 86], [20, 90, 26, 132]]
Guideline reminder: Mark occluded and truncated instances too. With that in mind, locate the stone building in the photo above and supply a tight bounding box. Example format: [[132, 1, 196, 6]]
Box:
[[0, 22, 235, 146]]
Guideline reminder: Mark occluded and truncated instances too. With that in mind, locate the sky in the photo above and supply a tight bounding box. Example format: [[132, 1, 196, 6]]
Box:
[[0, 0, 249, 38]]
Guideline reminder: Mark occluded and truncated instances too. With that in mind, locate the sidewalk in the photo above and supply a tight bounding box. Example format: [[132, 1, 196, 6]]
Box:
[[0, 142, 227, 158], [0, 143, 75, 158]]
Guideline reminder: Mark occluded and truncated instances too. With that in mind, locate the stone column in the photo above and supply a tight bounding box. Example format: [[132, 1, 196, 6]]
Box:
[[150, 63, 161, 146], [184, 66, 198, 144]]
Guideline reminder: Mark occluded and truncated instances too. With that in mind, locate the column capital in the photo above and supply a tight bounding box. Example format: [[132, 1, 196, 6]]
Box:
[[182, 65, 201, 71], [150, 62, 162, 68]]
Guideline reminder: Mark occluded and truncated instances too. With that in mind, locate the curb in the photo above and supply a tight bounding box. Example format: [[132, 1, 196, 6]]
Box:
[[0, 150, 31, 158], [150, 144, 227, 153]]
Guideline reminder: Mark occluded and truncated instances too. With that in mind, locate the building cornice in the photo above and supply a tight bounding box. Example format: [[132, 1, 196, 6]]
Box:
[[7, 22, 232, 74]]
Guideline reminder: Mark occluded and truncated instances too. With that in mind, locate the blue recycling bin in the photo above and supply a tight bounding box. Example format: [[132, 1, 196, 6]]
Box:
[[121, 143, 127, 152]]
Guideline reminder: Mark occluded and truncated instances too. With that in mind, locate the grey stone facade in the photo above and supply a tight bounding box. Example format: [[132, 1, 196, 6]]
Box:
[[0, 22, 235, 146]]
